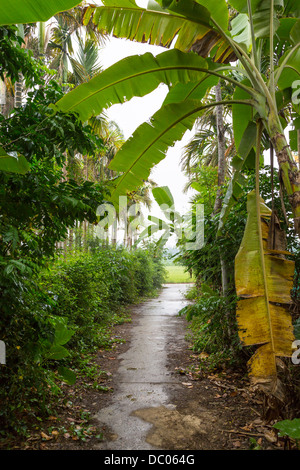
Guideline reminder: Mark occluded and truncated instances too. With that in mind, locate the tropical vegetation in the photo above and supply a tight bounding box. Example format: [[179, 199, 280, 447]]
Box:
[[0, 0, 300, 448]]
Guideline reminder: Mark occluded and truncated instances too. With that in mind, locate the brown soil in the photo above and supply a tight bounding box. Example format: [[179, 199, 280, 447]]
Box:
[[4, 298, 288, 451]]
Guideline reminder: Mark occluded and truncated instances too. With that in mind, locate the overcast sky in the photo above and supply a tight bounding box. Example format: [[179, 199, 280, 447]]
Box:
[[99, 31, 196, 218]]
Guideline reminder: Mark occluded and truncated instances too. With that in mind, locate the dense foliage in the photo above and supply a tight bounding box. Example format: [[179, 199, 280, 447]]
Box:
[[0, 244, 165, 436], [178, 166, 299, 370]]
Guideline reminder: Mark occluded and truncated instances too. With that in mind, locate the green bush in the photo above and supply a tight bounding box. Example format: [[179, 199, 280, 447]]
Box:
[[0, 244, 165, 437], [180, 284, 244, 370]]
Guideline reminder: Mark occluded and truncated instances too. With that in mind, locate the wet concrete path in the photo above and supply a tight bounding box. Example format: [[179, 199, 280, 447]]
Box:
[[94, 283, 192, 450]]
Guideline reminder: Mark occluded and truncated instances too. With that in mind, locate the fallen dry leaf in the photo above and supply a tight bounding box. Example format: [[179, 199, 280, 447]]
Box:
[[233, 440, 241, 448], [264, 431, 277, 443]]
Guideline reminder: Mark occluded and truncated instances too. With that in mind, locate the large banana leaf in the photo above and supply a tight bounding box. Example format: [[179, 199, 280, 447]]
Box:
[[109, 100, 205, 202], [0, 0, 82, 25], [85, 0, 235, 63], [235, 190, 295, 397], [276, 20, 300, 91], [56, 49, 209, 121], [108, 88, 253, 201]]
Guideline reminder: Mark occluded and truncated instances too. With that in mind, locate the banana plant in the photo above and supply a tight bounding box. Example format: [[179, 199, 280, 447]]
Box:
[[234, 120, 295, 398], [56, 0, 300, 235], [0, 0, 82, 26], [235, 189, 295, 398]]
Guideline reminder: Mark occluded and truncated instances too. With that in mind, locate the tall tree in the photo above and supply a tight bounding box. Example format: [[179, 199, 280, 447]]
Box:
[[57, 0, 300, 236]]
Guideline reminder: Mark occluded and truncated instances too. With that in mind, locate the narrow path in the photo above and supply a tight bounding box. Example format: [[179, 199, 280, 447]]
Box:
[[94, 283, 191, 450]]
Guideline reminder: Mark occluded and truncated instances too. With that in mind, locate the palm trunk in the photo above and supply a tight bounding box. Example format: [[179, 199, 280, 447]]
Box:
[[213, 82, 226, 214], [213, 82, 230, 296]]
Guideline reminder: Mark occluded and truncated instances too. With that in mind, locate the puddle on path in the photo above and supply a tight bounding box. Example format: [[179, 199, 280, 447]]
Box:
[[94, 283, 193, 450]]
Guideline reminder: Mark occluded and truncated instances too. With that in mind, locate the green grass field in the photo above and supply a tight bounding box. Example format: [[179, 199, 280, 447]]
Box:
[[164, 265, 195, 283]]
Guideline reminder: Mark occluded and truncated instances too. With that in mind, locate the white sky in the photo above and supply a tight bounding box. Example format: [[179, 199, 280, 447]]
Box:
[[99, 33, 196, 218]]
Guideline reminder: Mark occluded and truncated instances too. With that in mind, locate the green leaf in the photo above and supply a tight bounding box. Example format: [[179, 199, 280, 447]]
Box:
[[273, 419, 300, 440], [236, 121, 257, 160], [46, 344, 70, 360], [290, 19, 300, 46], [290, 129, 298, 152], [157, 0, 229, 30], [109, 100, 204, 201], [230, 13, 251, 50], [152, 186, 174, 208], [230, 0, 282, 37], [88, 0, 234, 63], [0, 147, 30, 174], [56, 49, 208, 121], [163, 73, 219, 105], [277, 48, 300, 91], [0, 0, 82, 25], [232, 81, 254, 151], [218, 121, 257, 234], [252, 0, 281, 38], [58, 366, 76, 385], [229, 0, 261, 13], [54, 323, 75, 346]]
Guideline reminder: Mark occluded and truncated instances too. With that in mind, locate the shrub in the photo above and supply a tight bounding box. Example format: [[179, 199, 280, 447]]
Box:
[[180, 284, 244, 370], [0, 244, 165, 436]]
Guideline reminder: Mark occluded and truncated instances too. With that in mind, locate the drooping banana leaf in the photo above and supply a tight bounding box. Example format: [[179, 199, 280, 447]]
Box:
[[235, 190, 295, 398], [56, 49, 209, 121], [108, 93, 253, 202], [276, 20, 300, 92], [0, 0, 82, 25], [85, 0, 236, 64]]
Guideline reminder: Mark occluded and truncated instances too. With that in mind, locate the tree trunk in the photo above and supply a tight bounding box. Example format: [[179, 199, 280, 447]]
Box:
[[213, 82, 230, 295], [270, 129, 300, 235], [213, 82, 226, 214], [14, 73, 23, 108]]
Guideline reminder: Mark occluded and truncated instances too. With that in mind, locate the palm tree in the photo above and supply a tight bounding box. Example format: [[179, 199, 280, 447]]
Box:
[[48, 6, 105, 85], [181, 86, 234, 192]]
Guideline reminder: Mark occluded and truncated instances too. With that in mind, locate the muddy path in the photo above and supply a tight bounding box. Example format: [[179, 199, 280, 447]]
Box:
[[90, 284, 277, 451], [94, 283, 192, 450], [39, 283, 280, 451]]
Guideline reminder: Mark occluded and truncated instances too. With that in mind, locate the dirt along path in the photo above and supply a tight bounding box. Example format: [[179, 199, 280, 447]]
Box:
[[90, 283, 277, 451], [38, 283, 280, 452]]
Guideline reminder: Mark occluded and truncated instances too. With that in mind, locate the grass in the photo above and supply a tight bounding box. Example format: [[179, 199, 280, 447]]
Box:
[[164, 265, 195, 283]]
